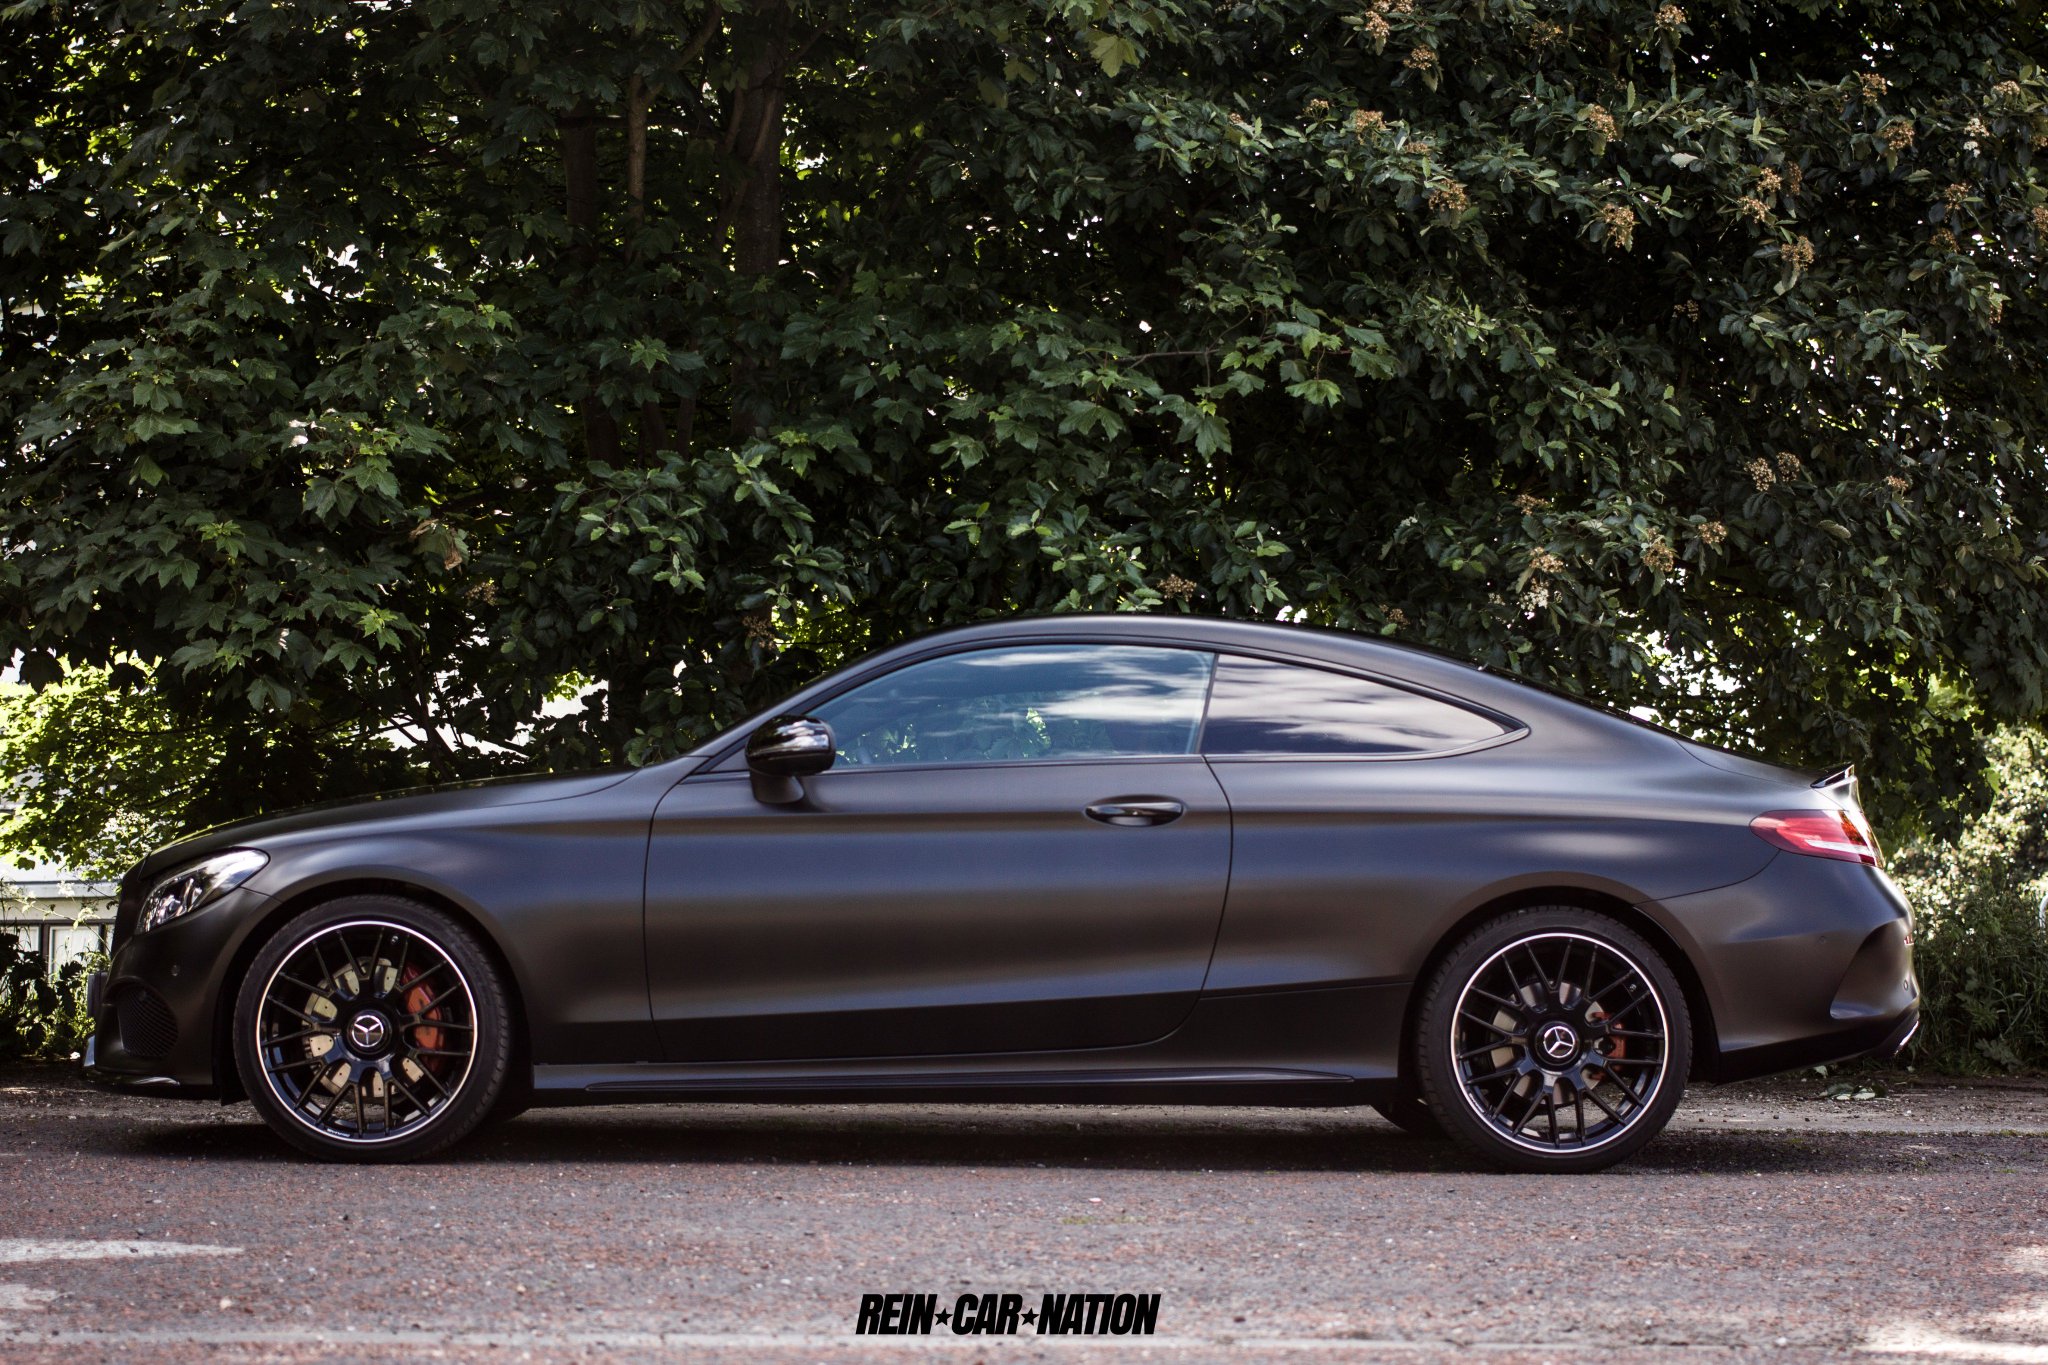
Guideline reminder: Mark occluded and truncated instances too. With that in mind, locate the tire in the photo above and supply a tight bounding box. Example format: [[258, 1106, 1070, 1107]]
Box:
[[477, 1079, 534, 1131], [1369, 1086, 1444, 1139], [1416, 907, 1690, 1173], [233, 895, 513, 1162]]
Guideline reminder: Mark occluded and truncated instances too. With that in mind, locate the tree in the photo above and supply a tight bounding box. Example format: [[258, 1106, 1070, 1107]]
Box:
[[5, 0, 2048, 841], [0, 669, 411, 874], [1889, 726, 2048, 1070]]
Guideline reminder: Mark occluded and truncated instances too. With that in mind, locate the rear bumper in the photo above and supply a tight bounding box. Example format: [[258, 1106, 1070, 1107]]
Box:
[[1705, 1002, 1919, 1082], [1645, 854, 1920, 1083]]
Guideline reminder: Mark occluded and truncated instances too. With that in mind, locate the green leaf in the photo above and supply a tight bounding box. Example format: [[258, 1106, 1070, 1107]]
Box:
[[1084, 28, 1139, 77]]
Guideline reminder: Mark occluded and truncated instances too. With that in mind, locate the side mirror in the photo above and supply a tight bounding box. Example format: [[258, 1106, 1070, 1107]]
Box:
[[746, 715, 835, 804]]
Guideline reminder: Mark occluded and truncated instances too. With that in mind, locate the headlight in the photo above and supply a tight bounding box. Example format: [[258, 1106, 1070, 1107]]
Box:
[[136, 850, 268, 934]]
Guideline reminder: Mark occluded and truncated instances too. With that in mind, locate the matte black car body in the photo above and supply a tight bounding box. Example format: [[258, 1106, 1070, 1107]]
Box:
[[87, 615, 1918, 1154]]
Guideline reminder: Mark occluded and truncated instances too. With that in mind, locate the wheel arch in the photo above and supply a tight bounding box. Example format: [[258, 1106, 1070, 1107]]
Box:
[[210, 877, 532, 1105], [1396, 885, 1719, 1089]]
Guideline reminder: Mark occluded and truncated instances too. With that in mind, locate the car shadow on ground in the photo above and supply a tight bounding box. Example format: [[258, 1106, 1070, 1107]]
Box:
[[81, 1103, 2037, 1176]]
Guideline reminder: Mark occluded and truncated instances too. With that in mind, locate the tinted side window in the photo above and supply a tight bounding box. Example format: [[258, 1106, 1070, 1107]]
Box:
[[1201, 656, 1507, 756], [815, 645, 1216, 767]]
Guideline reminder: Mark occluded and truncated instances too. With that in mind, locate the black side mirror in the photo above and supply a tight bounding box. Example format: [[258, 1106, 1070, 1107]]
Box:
[[746, 715, 835, 804]]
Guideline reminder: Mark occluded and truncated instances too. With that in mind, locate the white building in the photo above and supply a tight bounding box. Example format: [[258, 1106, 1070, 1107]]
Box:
[[0, 859, 115, 976]]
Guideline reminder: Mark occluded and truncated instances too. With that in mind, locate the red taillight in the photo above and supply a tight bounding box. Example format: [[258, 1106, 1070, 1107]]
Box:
[[1751, 810, 1880, 866]]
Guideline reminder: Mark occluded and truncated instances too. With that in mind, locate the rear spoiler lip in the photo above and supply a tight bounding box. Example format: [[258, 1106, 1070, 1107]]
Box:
[[1812, 763, 1857, 794], [1810, 765, 1875, 818]]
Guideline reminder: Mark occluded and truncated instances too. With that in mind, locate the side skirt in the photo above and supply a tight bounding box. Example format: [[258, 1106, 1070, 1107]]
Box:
[[529, 1062, 1372, 1108], [529, 982, 1412, 1108]]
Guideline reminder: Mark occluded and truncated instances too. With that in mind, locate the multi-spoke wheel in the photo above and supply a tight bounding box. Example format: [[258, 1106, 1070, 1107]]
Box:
[[1417, 908, 1690, 1172], [234, 896, 512, 1161]]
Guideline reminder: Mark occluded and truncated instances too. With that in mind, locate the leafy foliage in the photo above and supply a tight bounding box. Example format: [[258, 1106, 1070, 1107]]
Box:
[[0, 671, 409, 875], [0, 938, 99, 1062], [6, 0, 2048, 833], [1889, 728, 2048, 1071]]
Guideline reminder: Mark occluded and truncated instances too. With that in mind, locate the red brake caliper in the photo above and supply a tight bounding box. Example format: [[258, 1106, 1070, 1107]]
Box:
[[1587, 1003, 1625, 1064], [399, 965, 445, 1062]]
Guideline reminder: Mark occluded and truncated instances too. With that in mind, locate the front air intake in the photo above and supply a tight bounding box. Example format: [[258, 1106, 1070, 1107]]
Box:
[[114, 985, 179, 1058]]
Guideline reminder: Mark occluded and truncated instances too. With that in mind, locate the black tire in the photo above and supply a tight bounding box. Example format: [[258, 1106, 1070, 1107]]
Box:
[[477, 1078, 534, 1130], [233, 895, 513, 1162], [1369, 1086, 1444, 1139], [1416, 907, 1690, 1173]]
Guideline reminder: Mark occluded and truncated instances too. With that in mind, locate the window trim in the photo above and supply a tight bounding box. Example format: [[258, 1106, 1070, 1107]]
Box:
[[697, 752, 1218, 781]]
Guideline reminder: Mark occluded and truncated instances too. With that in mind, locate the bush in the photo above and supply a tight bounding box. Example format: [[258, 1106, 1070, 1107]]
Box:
[[1888, 729, 2048, 1073], [0, 938, 99, 1062]]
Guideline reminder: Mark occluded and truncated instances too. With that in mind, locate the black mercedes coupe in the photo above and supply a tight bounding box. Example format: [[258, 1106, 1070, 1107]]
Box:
[[86, 615, 1918, 1170]]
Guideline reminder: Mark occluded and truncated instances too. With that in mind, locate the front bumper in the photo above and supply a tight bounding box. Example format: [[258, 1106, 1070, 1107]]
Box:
[[1648, 854, 1920, 1083], [83, 885, 272, 1100]]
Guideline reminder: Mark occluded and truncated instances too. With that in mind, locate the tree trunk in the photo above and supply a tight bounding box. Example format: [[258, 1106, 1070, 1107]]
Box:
[[722, 0, 790, 440], [561, 104, 620, 464], [626, 74, 667, 460], [626, 74, 647, 230]]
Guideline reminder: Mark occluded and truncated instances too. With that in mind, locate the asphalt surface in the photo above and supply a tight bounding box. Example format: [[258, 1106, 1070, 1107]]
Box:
[[0, 1063, 2044, 1362]]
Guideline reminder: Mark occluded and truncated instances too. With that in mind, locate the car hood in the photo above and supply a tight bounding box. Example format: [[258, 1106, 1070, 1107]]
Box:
[[126, 768, 636, 889]]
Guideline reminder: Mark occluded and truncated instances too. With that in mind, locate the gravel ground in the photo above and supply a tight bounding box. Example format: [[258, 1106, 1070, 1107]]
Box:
[[0, 1062, 2044, 1363]]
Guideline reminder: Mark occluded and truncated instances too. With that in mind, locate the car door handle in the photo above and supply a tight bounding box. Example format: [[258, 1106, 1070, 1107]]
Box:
[[1085, 799, 1186, 827]]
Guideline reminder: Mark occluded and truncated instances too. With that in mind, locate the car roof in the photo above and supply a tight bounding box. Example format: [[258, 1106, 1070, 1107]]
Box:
[[880, 612, 1487, 683]]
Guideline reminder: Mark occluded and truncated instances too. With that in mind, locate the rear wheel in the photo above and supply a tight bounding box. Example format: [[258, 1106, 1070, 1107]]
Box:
[[1416, 907, 1690, 1173], [1369, 1084, 1443, 1139], [233, 896, 512, 1162]]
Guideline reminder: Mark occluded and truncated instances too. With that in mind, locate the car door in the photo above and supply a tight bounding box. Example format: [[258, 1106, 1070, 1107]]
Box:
[[643, 643, 1231, 1062], [1195, 653, 1523, 994]]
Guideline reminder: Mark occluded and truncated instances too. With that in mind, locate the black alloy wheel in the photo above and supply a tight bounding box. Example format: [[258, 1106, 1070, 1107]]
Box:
[[234, 896, 512, 1161], [1416, 907, 1690, 1172]]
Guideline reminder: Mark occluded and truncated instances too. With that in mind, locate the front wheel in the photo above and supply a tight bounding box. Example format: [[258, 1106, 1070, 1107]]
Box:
[[1416, 908, 1690, 1173], [233, 896, 513, 1162]]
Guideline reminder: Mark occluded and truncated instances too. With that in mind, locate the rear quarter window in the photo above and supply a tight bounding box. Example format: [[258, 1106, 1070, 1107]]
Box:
[[1201, 655, 1510, 757]]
